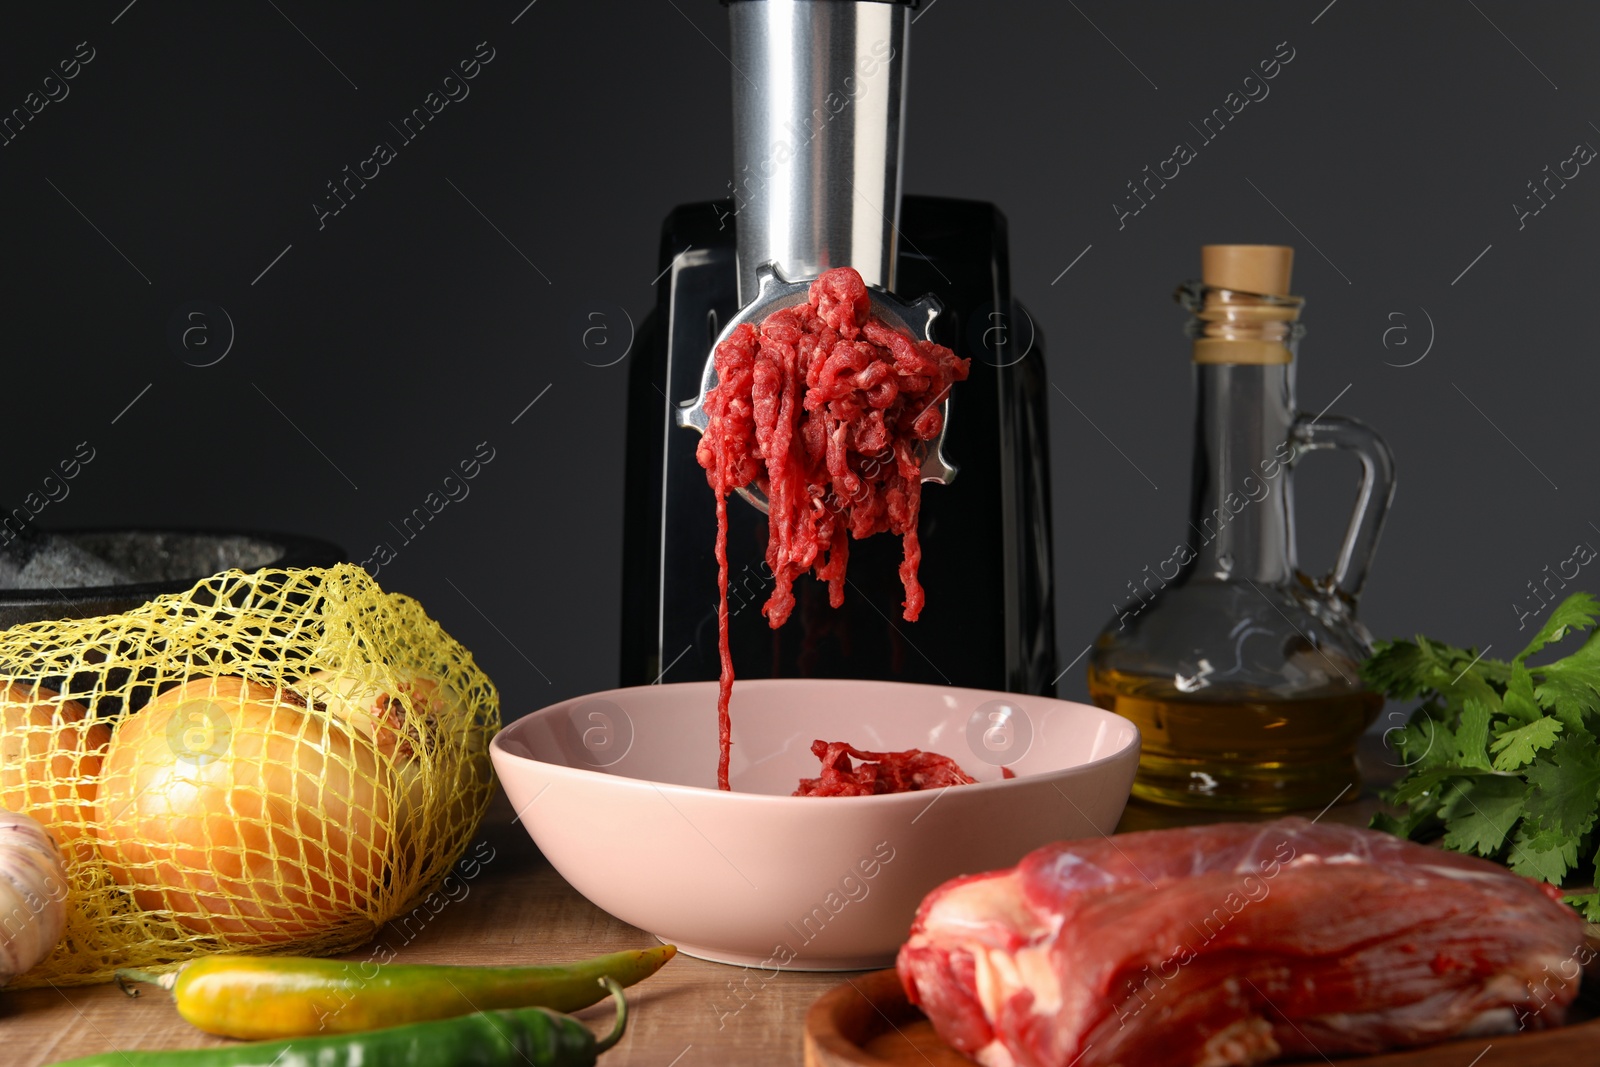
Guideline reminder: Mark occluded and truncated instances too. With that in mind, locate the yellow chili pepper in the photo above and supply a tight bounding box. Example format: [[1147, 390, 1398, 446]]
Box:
[[116, 944, 675, 1040]]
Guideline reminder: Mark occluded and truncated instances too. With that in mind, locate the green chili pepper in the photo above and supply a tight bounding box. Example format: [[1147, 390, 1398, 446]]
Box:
[[115, 944, 674, 1039], [48, 976, 626, 1067]]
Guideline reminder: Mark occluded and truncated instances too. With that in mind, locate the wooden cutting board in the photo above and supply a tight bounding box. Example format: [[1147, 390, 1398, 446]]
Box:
[[803, 967, 1600, 1067]]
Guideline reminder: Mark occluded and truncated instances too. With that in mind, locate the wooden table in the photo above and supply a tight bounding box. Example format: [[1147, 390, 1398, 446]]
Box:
[[7, 743, 1397, 1066]]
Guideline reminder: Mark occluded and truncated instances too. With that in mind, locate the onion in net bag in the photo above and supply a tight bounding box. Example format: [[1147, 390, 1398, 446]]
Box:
[[0, 564, 498, 987]]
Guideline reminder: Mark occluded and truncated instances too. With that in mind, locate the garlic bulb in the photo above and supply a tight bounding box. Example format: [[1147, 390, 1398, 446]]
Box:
[[0, 809, 68, 986]]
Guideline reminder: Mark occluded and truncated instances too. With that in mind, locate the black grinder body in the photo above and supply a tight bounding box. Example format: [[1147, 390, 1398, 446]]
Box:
[[620, 195, 1057, 696]]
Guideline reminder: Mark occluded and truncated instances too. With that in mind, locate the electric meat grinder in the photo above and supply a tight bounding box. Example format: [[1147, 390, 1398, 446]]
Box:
[[621, 0, 1057, 695]]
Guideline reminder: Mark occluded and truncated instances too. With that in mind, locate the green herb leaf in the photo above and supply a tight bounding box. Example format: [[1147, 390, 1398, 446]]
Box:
[[1535, 630, 1600, 724], [1366, 594, 1600, 887], [1456, 696, 1495, 770], [1386, 708, 1456, 773], [1508, 824, 1580, 884], [1440, 776, 1527, 857], [1515, 591, 1600, 664], [1489, 716, 1563, 771], [1363, 639, 1440, 699], [1363, 637, 1507, 697], [1389, 766, 1496, 808], [1436, 775, 1484, 825], [1562, 891, 1600, 922], [1525, 739, 1600, 838], [1502, 664, 1543, 725], [1370, 808, 1437, 841]]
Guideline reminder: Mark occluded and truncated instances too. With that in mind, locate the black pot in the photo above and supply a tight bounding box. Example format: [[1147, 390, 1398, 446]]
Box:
[[0, 529, 345, 630]]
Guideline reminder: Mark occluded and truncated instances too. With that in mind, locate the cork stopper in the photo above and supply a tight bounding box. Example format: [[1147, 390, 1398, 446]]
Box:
[[1201, 245, 1294, 297], [1187, 245, 1303, 365]]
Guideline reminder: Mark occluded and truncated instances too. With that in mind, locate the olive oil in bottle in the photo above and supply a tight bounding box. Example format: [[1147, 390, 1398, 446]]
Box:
[[1088, 668, 1383, 811]]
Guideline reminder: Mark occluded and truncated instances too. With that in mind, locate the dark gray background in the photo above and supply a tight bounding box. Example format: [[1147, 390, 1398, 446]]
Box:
[[1, 1, 1592, 720]]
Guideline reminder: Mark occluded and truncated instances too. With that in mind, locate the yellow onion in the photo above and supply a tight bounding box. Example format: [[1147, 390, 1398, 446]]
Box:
[[302, 668, 446, 762], [0, 684, 109, 861], [96, 676, 391, 944], [302, 669, 458, 861]]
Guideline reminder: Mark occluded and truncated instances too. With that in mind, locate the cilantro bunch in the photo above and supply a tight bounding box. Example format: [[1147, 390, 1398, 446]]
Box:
[[1364, 591, 1600, 918]]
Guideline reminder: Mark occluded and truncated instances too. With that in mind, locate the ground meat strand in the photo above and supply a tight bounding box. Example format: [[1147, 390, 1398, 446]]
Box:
[[794, 740, 978, 797], [696, 267, 970, 790]]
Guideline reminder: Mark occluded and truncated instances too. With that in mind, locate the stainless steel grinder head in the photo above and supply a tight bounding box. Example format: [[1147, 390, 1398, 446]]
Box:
[[675, 0, 957, 513]]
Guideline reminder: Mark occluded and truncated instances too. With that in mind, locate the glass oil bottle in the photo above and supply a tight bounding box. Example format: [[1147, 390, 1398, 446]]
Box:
[[1088, 245, 1396, 812]]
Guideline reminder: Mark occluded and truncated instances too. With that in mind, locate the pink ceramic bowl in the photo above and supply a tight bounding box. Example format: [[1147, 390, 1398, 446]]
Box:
[[490, 679, 1138, 970]]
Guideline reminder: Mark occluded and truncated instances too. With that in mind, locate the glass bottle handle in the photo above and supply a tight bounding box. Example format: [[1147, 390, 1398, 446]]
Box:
[[1290, 412, 1396, 603]]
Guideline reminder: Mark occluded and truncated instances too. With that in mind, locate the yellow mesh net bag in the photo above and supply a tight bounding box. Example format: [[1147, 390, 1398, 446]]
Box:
[[0, 563, 498, 987]]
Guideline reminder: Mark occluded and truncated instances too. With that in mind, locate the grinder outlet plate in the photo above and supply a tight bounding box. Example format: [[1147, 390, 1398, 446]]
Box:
[[675, 263, 958, 514]]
